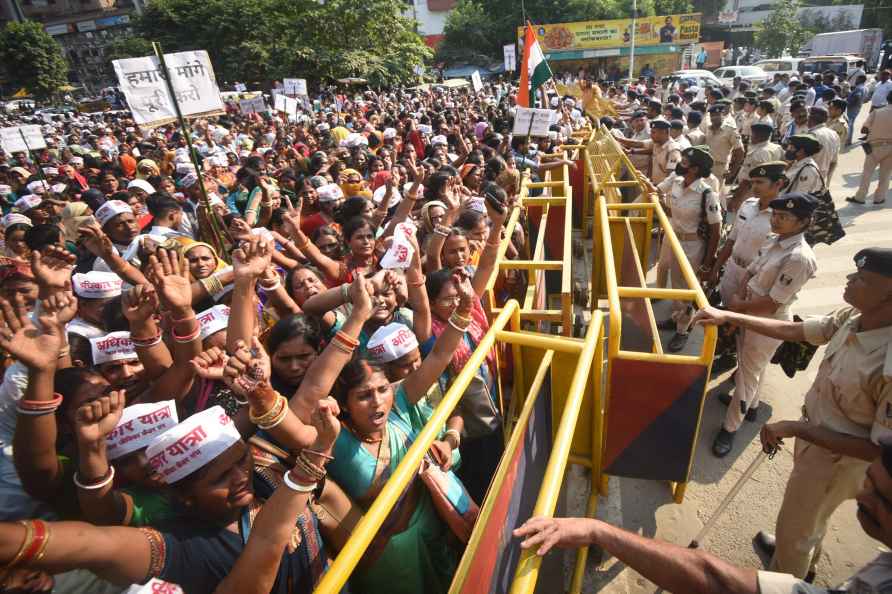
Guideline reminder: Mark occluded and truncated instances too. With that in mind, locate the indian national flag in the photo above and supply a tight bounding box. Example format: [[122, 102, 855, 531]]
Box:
[[517, 23, 552, 108]]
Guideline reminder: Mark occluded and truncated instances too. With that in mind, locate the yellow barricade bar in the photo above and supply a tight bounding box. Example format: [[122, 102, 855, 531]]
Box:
[[313, 301, 521, 594]]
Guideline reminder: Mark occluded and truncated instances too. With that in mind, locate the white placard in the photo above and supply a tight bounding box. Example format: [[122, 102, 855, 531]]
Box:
[[284, 96, 298, 118], [471, 70, 483, 92], [512, 107, 553, 137], [112, 50, 225, 127], [503, 44, 517, 72], [239, 96, 267, 115], [0, 125, 46, 153], [284, 78, 307, 96], [273, 93, 286, 112], [234, 82, 246, 92]]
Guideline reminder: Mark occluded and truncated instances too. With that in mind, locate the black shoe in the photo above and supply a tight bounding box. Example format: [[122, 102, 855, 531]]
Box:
[[754, 531, 776, 557], [712, 428, 735, 457], [745, 406, 759, 422], [711, 353, 738, 376], [657, 318, 676, 331], [668, 332, 689, 352], [804, 570, 816, 583], [717, 392, 731, 406]]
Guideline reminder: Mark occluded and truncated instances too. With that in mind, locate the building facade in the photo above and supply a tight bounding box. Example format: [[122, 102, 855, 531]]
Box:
[[403, 0, 455, 47], [5, 0, 143, 93]]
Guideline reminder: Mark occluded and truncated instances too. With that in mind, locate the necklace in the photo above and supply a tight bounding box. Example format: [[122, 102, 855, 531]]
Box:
[[346, 422, 384, 444]]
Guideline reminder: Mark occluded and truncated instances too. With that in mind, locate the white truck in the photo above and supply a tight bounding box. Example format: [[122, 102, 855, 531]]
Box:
[[803, 29, 884, 70]]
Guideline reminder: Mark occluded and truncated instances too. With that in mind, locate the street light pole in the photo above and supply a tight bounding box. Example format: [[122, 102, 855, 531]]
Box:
[[628, 0, 637, 83]]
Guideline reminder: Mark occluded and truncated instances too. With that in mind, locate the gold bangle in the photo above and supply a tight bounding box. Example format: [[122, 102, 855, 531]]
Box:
[[33, 523, 51, 563], [249, 394, 287, 427], [2, 521, 33, 572]]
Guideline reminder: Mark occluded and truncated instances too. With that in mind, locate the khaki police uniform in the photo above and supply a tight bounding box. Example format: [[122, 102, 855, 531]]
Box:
[[759, 553, 892, 593], [685, 127, 705, 146], [648, 138, 682, 185], [828, 116, 849, 146], [719, 197, 773, 305], [809, 124, 840, 181], [785, 158, 825, 195], [770, 308, 892, 577], [705, 123, 744, 196], [737, 140, 784, 185], [627, 126, 652, 174], [724, 231, 817, 432], [657, 174, 722, 333]]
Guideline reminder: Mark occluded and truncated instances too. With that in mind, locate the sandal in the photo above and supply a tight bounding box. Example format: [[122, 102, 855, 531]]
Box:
[[846, 196, 866, 204]]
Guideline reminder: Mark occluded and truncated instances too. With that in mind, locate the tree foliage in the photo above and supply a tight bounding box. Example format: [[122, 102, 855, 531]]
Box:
[[436, 0, 694, 65], [0, 21, 69, 100], [121, 0, 430, 86], [753, 1, 812, 59]]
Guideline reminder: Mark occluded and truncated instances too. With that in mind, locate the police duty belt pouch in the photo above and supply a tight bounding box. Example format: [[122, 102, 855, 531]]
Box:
[[770, 316, 819, 378], [789, 164, 845, 247]]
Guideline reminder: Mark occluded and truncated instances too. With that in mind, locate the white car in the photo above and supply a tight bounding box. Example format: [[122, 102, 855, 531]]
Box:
[[712, 65, 771, 87], [666, 69, 722, 92], [753, 58, 803, 80]]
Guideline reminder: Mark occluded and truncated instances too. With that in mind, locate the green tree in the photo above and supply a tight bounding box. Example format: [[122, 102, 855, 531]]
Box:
[[753, 1, 811, 58], [437, 0, 694, 65], [0, 21, 69, 100], [122, 0, 430, 86]]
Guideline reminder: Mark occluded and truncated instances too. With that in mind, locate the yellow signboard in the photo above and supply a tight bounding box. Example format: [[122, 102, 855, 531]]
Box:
[[520, 13, 701, 52]]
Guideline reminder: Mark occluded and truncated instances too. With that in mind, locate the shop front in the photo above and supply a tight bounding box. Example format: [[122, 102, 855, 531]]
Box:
[[519, 14, 702, 81]]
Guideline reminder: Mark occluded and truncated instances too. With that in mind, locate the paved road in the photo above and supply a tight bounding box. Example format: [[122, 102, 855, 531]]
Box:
[[564, 106, 889, 593]]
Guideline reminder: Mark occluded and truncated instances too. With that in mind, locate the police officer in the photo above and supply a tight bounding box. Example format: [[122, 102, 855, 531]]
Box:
[[705, 104, 745, 202], [807, 105, 840, 183], [783, 133, 825, 196], [693, 247, 892, 579], [729, 122, 784, 212], [712, 193, 818, 457], [618, 118, 682, 185], [656, 146, 722, 352], [710, 162, 789, 307]]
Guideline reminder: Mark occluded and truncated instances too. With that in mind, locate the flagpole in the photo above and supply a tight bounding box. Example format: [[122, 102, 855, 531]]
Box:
[[628, 0, 637, 84], [151, 41, 228, 259]]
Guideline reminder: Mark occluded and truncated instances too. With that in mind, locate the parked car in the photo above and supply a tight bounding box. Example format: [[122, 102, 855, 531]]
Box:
[[799, 55, 863, 79], [753, 58, 804, 80], [666, 69, 722, 92], [712, 65, 771, 87], [4, 99, 35, 113]]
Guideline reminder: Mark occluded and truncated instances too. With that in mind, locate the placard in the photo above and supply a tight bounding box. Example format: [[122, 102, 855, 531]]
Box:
[[239, 96, 267, 115], [511, 107, 553, 137], [234, 82, 247, 92], [0, 125, 46, 153], [273, 93, 286, 112], [503, 44, 517, 72], [283, 78, 307, 96], [112, 50, 225, 127], [471, 70, 483, 92], [284, 96, 298, 118]]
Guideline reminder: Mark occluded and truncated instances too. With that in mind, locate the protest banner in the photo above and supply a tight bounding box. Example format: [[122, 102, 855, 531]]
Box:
[[471, 71, 483, 92], [0, 125, 46, 153], [511, 107, 553, 137], [283, 78, 307, 96], [239, 96, 267, 115]]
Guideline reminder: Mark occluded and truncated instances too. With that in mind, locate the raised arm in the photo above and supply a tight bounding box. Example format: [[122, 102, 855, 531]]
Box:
[[471, 192, 511, 297], [214, 398, 340, 594], [401, 269, 473, 404], [78, 223, 148, 287], [424, 179, 462, 274], [73, 391, 134, 525], [403, 234, 431, 342], [226, 237, 272, 354], [7, 294, 68, 501], [291, 275, 373, 423], [123, 285, 171, 380], [281, 208, 341, 282]]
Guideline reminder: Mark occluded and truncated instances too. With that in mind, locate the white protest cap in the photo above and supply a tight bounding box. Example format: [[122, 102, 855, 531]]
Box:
[[466, 197, 486, 213], [550, 97, 560, 108], [90, 331, 137, 365], [14, 195, 42, 212], [0, 184, 12, 196], [105, 400, 179, 460], [367, 323, 419, 363], [316, 122, 330, 133], [175, 162, 196, 175], [27, 180, 50, 195], [342, 132, 368, 148], [417, 124, 433, 135], [95, 200, 133, 226], [197, 304, 230, 340], [383, 127, 397, 140], [72, 271, 123, 300], [127, 179, 156, 195], [42, 167, 59, 176], [316, 183, 343, 203], [373, 183, 401, 206], [2, 213, 31, 227], [145, 406, 241, 484], [179, 171, 199, 188], [431, 134, 448, 147], [50, 183, 67, 194], [69, 156, 84, 166]]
